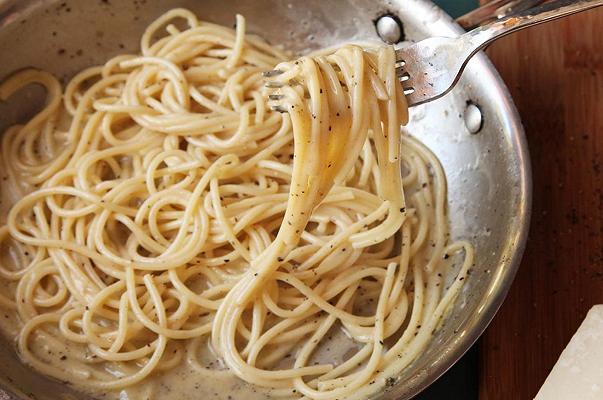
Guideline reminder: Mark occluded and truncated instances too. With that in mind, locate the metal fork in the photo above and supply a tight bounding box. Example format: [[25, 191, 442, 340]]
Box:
[[456, 0, 547, 30], [398, 0, 603, 107]]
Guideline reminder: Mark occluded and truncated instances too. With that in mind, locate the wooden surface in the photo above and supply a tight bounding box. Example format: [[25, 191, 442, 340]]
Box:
[[477, 5, 603, 400]]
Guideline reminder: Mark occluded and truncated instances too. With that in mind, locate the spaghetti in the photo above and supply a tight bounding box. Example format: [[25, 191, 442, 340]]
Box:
[[0, 8, 474, 400]]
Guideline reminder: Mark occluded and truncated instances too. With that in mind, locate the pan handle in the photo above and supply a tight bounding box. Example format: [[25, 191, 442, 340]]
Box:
[[456, 0, 546, 30]]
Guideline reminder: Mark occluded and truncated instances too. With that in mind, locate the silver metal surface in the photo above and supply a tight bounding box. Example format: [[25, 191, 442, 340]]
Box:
[[397, 0, 603, 107], [457, 0, 546, 30], [0, 0, 531, 399], [375, 15, 403, 44]]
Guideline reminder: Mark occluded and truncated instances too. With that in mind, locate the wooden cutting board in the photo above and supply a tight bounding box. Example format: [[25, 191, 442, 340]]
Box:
[[477, 4, 603, 399]]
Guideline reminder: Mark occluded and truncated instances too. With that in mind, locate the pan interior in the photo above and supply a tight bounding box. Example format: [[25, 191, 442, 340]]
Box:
[[0, 1, 529, 399]]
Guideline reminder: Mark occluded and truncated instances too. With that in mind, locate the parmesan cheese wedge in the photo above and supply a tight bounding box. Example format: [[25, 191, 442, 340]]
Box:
[[535, 305, 603, 400]]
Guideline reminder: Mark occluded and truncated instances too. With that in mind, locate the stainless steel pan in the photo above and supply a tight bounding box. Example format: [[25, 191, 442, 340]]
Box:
[[0, 0, 531, 398]]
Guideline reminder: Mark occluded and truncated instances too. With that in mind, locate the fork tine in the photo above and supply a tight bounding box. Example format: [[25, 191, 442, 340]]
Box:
[[396, 70, 410, 81], [271, 105, 288, 113], [265, 81, 284, 88], [262, 69, 284, 78], [263, 68, 288, 113]]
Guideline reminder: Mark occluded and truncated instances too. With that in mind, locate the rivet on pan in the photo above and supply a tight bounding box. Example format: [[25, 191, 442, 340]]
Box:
[[375, 14, 404, 44], [464, 103, 483, 134]]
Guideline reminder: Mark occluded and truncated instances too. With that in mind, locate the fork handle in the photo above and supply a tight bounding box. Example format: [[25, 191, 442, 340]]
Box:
[[465, 0, 603, 53], [457, 0, 546, 30]]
